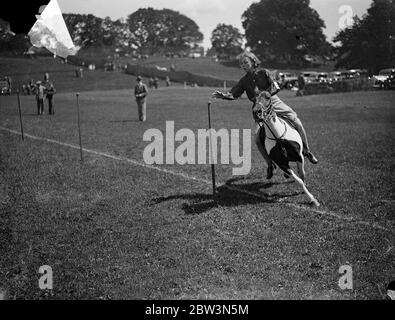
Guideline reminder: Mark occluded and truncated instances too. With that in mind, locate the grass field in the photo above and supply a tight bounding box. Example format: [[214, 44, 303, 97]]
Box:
[[0, 57, 394, 300]]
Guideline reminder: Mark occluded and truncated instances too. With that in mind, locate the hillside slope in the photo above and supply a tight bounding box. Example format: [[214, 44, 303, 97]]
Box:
[[0, 57, 152, 93], [0, 56, 244, 93]]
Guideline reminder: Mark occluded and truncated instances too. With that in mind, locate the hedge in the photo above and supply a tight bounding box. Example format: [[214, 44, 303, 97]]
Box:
[[303, 78, 373, 95], [67, 55, 107, 69]]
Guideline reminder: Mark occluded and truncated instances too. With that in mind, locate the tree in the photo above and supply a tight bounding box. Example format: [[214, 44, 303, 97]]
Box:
[[0, 18, 28, 52], [63, 13, 104, 48], [127, 8, 203, 54], [112, 18, 138, 49], [210, 24, 244, 58], [102, 16, 116, 47], [242, 0, 330, 64], [0, 18, 13, 41], [333, 0, 395, 74], [63, 14, 138, 50]]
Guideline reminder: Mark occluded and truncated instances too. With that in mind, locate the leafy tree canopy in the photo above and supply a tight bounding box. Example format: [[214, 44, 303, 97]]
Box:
[[127, 8, 203, 54], [63, 14, 138, 50], [0, 18, 13, 41], [242, 0, 330, 64], [333, 0, 395, 74], [210, 24, 244, 57]]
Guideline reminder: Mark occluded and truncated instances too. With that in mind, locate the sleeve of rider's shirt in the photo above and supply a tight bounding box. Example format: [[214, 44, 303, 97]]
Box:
[[229, 78, 245, 99]]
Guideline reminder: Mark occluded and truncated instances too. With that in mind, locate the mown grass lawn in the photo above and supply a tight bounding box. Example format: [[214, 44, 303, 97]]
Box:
[[0, 61, 394, 299]]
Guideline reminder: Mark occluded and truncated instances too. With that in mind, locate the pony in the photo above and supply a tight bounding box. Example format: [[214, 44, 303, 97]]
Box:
[[253, 91, 320, 207]]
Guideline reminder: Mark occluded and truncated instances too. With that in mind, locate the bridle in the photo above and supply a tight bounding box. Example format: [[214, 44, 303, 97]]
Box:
[[254, 92, 287, 141]]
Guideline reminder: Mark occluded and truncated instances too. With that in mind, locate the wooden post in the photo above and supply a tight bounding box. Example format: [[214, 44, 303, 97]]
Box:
[[208, 101, 216, 198], [76, 93, 83, 161], [17, 90, 24, 141]]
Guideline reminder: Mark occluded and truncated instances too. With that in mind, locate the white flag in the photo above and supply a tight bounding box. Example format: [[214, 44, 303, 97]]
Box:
[[28, 0, 78, 58]]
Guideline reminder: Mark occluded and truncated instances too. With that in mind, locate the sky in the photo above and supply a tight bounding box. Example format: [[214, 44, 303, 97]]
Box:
[[57, 0, 373, 49]]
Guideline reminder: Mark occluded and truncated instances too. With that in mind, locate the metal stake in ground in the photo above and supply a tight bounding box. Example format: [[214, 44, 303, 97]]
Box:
[[17, 90, 24, 141], [207, 101, 216, 198], [76, 93, 83, 161]]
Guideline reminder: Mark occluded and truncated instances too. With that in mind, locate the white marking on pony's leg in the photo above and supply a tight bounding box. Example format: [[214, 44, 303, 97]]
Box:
[[289, 169, 319, 207]]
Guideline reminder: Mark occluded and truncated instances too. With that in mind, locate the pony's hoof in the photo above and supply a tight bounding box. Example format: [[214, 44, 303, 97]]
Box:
[[310, 200, 320, 207]]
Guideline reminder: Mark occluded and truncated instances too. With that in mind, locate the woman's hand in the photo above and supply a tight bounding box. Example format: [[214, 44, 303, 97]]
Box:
[[212, 90, 225, 99]]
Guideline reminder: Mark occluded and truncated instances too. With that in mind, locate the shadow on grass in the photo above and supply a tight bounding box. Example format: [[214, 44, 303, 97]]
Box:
[[152, 176, 300, 215]]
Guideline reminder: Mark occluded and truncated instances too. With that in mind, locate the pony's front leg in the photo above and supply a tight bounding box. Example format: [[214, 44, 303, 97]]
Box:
[[296, 159, 306, 182], [289, 169, 320, 207]]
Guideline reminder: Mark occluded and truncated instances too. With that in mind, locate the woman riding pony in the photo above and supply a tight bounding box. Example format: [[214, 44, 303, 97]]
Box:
[[212, 51, 318, 179]]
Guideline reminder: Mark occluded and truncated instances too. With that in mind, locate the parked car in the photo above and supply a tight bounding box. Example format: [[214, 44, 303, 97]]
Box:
[[343, 69, 368, 79], [317, 72, 329, 83], [301, 71, 319, 83], [329, 71, 344, 82], [372, 68, 394, 89], [383, 68, 395, 89], [278, 72, 298, 89]]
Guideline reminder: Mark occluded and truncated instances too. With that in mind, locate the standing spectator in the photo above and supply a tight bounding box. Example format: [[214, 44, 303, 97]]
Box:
[[34, 81, 45, 115], [165, 76, 171, 87], [28, 79, 35, 94], [75, 67, 84, 78], [153, 77, 159, 89], [280, 73, 286, 89], [43, 73, 50, 87], [43, 74, 56, 115], [46, 83, 56, 115], [297, 72, 306, 96], [134, 76, 148, 122], [148, 77, 154, 88], [6, 76, 12, 93], [22, 84, 28, 95]]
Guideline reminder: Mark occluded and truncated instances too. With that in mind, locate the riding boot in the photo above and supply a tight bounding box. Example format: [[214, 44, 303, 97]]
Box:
[[305, 151, 318, 164]]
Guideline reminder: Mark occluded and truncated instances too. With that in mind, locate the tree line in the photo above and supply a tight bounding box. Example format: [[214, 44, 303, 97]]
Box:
[[63, 8, 203, 55], [333, 0, 394, 74], [0, 0, 394, 73]]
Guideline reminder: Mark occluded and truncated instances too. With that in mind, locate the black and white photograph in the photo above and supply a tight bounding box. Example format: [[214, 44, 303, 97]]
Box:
[[0, 0, 394, 305]]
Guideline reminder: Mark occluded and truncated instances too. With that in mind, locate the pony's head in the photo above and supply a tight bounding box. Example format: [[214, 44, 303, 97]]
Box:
[[253, 91, 273, 121]]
